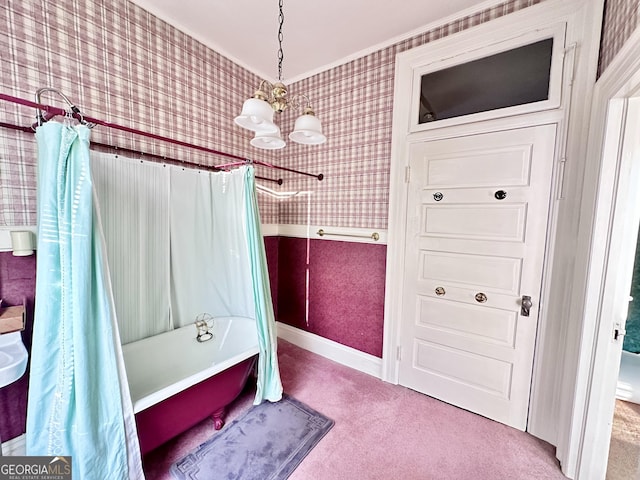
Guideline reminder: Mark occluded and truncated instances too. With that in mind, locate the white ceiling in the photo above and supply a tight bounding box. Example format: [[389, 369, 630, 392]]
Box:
[[129, 0, 494, 82]]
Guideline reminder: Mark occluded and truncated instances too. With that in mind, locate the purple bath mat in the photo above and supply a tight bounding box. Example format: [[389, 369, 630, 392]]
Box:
[[170, 394, 334, 480]]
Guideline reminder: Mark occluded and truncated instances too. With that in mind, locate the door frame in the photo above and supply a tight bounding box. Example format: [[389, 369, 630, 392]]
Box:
[[383, 0, 603, 455], [558, 28, 640, 479]]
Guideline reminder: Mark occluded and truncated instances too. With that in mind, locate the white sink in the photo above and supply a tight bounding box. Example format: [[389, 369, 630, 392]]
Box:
[[0, 331, 28, 387]]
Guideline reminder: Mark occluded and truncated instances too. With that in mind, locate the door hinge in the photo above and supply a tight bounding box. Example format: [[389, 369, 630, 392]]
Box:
[[405, 166, 411, 183], [397, 346, 402, 361]]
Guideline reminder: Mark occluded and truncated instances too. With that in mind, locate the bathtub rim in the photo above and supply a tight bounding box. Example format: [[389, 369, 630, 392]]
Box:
[[123, 316, 259, 413]]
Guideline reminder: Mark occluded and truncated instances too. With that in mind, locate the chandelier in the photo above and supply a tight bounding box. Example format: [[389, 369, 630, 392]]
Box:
[[234, 0, 326, 150]]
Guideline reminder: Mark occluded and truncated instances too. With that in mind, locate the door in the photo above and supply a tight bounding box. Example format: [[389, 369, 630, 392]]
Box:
[[398, 124, 556, 430]]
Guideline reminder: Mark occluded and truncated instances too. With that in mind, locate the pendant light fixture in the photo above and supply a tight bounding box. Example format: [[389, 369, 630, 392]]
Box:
[[234, 0, 326, 150]]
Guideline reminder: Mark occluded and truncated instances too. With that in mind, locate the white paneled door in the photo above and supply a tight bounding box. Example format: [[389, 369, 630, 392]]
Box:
[[398, 125, 557, 430]]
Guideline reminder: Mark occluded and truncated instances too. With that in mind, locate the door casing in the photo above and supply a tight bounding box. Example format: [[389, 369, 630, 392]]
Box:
[[383, 0, 604, 466], [562, 30, 640, 479]]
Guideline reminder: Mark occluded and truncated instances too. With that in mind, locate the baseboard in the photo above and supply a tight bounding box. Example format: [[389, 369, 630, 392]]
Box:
[[2, 433, 26, 456], [276, 322, 383, 378]]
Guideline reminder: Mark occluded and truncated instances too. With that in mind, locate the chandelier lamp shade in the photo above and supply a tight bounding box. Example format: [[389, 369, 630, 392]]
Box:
[[234, 0, 326, 150], [250, 124, 286, 150]]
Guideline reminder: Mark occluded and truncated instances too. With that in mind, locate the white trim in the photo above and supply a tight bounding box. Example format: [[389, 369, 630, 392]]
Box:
[[276, 322, 383, 379], [2, 434, 26, 456], [383, 0, 603, 456], [275, 224, 311, 239], [261, 224, 279, 237], [559, 27, 640, 480], [407, 23, 566, 133]]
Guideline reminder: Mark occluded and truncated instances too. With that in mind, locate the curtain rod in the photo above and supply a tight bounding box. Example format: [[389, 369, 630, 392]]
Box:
[[0, 120, 283, 185], [0, 92, 324, 182]]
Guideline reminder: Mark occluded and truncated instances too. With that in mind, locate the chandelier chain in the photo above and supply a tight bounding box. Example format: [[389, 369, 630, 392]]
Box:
[[277, 0, 284, 81]]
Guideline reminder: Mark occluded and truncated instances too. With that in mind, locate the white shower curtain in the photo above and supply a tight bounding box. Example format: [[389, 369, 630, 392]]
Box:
[[91, 154, 171, 344], [93, 158, 282, 403], [169, 165, 282, 403], [169, 167, 255, 323]]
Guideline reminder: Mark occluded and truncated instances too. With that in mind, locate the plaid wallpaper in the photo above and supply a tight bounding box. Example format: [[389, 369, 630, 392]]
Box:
[[0, 0, 279, 226], [276, 0, 548, 229], [2, 0, 635, 230], [598, 0, 640, 76]]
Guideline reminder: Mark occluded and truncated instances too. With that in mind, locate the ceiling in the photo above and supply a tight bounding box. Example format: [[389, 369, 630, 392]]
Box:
[[129, 0, 493, 82]]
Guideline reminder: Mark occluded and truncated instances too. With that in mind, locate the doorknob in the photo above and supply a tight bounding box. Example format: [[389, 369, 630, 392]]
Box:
[[521, 295, 532, 316], [475, 292, 487, 303], [494, 190, 507, 200]]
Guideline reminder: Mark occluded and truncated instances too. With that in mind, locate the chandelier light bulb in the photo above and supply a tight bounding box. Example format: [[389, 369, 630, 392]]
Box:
[[250, 127, 286, 150]]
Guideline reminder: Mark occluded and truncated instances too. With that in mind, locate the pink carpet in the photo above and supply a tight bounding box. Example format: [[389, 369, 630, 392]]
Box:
[[143, 339, 566, 480]]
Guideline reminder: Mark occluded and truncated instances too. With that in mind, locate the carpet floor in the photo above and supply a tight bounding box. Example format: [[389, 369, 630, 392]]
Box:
[[143, 338, 565, 480], [606, 399, 640, 479], [170, 394, 333, 480]]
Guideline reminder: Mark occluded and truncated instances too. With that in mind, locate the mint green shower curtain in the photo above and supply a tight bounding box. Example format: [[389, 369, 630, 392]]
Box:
[[169, 165, 282, 404], [26, 122, 143, 479], [243, 167, 283, 403]]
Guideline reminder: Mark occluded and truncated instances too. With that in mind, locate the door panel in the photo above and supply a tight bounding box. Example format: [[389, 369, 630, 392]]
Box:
[[413, 341, 514, 395], [422, 204, 527, 242], [399, 125, 556, 430], [416, 297, 517, 347], [422, 145, 533, 188], [419, 251, 522, 294]]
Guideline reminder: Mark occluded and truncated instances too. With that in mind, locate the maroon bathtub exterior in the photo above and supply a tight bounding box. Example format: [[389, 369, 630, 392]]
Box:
[[136, 355, 257, 455]]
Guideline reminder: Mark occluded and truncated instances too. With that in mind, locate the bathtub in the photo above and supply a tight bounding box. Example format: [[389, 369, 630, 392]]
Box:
[[122, 316, 259, 455], [616, 349, 640, 405]]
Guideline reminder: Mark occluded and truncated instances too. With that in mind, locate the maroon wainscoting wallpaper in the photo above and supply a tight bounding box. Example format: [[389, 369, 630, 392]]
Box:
[[263, 236, 279, 320], [275, 237, 309, 334], [0, 252, 36, 442], [275, 237, 386, 358]]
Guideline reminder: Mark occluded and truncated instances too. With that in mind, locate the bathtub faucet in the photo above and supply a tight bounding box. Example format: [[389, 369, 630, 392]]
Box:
[[195, 319, 214, 343]]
